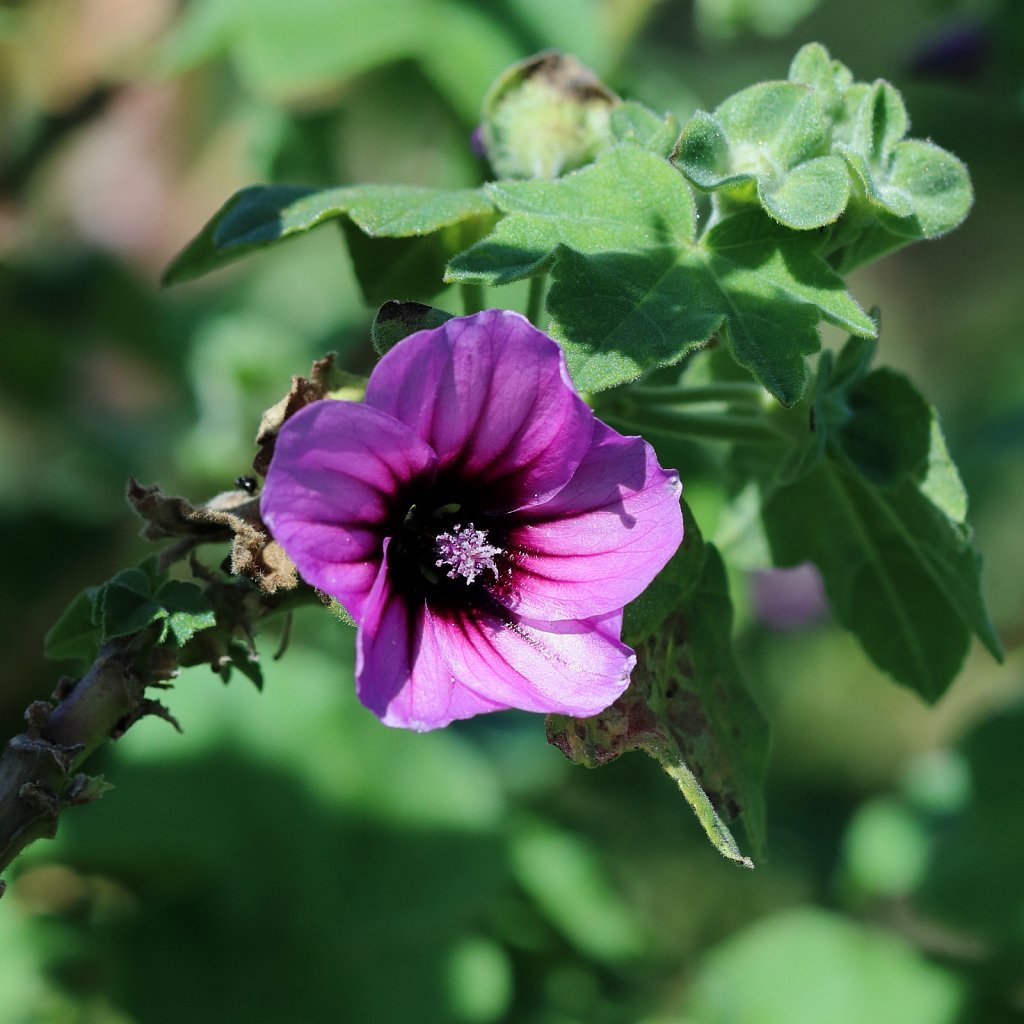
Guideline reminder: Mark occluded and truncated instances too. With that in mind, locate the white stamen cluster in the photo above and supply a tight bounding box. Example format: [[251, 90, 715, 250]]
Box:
[[434, 523, 501, 585]]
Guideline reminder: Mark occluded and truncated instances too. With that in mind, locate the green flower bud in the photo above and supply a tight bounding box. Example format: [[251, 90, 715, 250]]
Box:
[[479, 51, 619, 180]]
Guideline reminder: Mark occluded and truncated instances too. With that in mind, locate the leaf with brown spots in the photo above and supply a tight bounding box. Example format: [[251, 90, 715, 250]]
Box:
[[548, 506, 769, 867]]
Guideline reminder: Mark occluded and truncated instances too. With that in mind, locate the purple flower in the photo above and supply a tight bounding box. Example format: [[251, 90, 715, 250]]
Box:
[[260, 310, 683, 731]]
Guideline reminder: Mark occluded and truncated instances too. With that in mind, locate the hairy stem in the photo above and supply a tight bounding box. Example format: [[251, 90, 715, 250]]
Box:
[[0, 637, 148, 880], [460, 282, 485, 315], [622, 382, 766, 405], [0, 580, 316, 889], [525, 274, 547, 328], [605, 406, 785, 444]]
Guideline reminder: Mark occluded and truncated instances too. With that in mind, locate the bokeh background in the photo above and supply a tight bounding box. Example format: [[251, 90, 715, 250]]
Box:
[[1, 1, 1022, 1021]]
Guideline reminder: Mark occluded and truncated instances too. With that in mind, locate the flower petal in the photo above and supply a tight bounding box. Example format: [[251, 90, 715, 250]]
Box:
[[364, 309, 594, 513], [433, 606, 634, 719], [356, 545, 510, 731], [260, 400, 436, 620], [356, 544, 634, 730], [506, 421, 683, 619]]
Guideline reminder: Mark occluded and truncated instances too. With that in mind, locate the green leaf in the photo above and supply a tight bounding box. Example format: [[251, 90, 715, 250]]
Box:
[[875, 140, 972, 237], [835, 367, 931, 485], [673, 82, 851, 229], [342, 214, 495, 306], [96, 568, 163, 642], [164, 184, 494, 285], [548, 207, 874, 402], [448, 145, 873, 402], [44, 587, 101, 664], [371, 301, 455, 355], [154, 580, 217, 647], [91, 567, 217, 649], [448, 145, 695, 286], [609, 101, 680, 156], [550, 510, 769, 867], [836, 80, 909, 168], [788, 42, 853, 118], [783, 45, 973, 271], [830, 82, 972, 268], [762, 412, 1002, 702]]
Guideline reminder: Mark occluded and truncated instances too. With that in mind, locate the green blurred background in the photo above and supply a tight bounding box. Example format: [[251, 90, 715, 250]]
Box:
[[1, 1, 1022, 1021]]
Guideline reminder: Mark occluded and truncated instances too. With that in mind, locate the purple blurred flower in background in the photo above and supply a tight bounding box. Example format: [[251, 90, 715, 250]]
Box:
[[749, 564, 828, 631], [261, 310, 683, 731]]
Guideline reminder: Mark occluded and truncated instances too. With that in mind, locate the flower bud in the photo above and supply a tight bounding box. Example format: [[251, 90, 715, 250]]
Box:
[[479, 51, 619, 180]]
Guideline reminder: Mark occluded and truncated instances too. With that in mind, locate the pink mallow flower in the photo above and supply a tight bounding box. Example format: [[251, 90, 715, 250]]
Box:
[[260, 309, 683, 731]]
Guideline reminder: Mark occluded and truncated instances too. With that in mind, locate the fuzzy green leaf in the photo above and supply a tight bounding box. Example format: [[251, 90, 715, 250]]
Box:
[[448, 145, 696, 286], [154, 580, 217, 647], [876, 140, 972, 237], [549, 206, 875, 402], [93, 568, 216, 649], [788, 42, 853, 117], [673, 82, 851, 229], [790, 44, 972, 271], [164, 184, 494, 285], [831, 82, 972, 268], [609, 101, 681, 156], [448, 145, 873, 402]]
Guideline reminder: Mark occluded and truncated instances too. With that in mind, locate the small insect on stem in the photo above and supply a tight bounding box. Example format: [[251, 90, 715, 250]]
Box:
[[236, 476, 259, 494]]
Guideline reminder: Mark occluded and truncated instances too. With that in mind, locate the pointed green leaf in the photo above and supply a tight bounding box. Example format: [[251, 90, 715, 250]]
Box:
[[762, 366, 1002, 700], [164, 183, 494, 285]]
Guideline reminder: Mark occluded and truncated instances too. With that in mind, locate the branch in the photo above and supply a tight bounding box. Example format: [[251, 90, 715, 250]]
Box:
[[0, 636, 151, 881], [0, 467, 322, 891], [0, 578, 316, 892]]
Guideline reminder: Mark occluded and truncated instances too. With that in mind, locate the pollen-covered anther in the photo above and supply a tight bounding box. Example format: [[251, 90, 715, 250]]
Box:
[[435, 523, 502, 584]]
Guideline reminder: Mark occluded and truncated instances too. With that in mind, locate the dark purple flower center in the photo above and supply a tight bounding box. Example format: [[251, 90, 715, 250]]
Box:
[[387, 489, 512, 609]]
